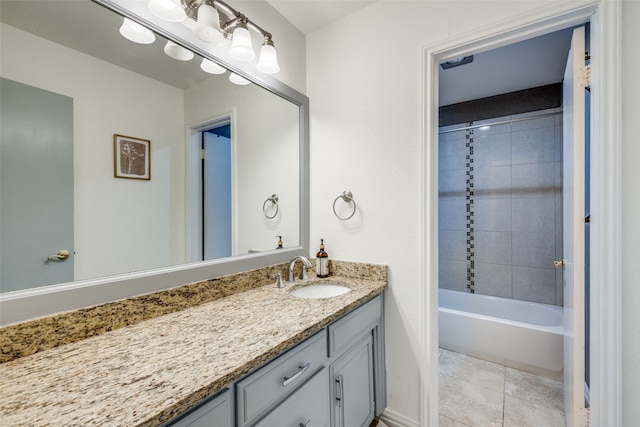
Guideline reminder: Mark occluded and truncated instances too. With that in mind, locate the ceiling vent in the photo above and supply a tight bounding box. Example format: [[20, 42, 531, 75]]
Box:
[[441, 56, 474, 70]]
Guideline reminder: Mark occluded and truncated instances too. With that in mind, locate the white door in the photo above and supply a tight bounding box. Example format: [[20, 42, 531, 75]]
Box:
[[562, 26, 588, 427], [0, 78, 74, 292]]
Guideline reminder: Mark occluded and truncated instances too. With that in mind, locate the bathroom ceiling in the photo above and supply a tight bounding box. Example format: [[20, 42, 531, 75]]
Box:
[[265, 0, 377, 34], [437, 27, 575, 106], [266, 1, 575, 107]]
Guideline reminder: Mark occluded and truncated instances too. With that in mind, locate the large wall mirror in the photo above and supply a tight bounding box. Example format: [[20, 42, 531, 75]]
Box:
[[0, 0, 309, 324]]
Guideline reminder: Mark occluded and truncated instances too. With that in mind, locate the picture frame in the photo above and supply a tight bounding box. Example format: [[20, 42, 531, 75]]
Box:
[[114, 134, 150, 180]]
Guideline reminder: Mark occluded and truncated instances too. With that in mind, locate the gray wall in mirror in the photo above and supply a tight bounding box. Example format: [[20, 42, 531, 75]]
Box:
[[0, 0, 309, 324]]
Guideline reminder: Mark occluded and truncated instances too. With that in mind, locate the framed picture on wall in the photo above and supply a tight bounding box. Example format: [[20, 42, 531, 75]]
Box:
[[114, 134, 150, 180]]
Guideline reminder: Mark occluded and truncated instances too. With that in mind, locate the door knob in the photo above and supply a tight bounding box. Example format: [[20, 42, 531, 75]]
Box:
[[47, 250, 70, 262], [553, 259, 566, 269]]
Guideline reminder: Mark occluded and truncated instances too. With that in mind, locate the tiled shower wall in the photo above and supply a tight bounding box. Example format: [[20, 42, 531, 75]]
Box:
[[438, 108, 563, 306]]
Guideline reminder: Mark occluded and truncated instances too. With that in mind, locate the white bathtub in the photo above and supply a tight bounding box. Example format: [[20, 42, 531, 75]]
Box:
[[438, 288, 564, 378]]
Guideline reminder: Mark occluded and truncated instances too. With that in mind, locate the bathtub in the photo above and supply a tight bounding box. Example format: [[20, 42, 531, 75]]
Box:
[[438, 288, 564, 378]]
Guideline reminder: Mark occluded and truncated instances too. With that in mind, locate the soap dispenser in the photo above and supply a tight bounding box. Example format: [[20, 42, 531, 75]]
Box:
[[276, 236, 283, 249], [316, 239, 329, 278]]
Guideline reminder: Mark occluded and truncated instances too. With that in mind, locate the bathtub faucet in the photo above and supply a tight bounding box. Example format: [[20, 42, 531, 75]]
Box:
[[288, 256, 312, 283]]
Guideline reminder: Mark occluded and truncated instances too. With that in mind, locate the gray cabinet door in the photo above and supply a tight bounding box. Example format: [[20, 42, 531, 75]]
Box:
[[168, 389, 231, 427], [255, 368, 330, 427], [330, 333, 375, 427]]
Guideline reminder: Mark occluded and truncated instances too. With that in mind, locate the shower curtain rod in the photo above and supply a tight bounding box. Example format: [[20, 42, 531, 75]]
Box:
[[438, 111, 561, 134]]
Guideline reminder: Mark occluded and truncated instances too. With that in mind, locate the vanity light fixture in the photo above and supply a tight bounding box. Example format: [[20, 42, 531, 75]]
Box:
[[228, 18, 255, 61], [229, 73, 250, 85], [164, 40, 195, 60], [148, 0, 281, 74], [201, 58, 226, 74], [193, 3, 224, 43], [257, 38, 280, 74], [119, 18, 156, 44], [147, 0, 186, 22]]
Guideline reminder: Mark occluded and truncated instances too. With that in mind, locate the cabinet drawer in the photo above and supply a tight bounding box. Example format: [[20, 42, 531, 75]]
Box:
[[167, 388, 231, 427], [254, 368, 330, 427], [236, 330, 327, 426], [328, 296, 381, 357]]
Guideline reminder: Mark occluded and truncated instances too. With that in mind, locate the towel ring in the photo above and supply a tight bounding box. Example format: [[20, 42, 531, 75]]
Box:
[[263, 194, 279, 219], [333, 190, 356, 220]]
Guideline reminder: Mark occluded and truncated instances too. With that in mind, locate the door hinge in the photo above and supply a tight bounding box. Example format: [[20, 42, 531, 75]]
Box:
[[579, 64, 591, 89], [554, 259, 567, 269], [200, 148, 206, 160]]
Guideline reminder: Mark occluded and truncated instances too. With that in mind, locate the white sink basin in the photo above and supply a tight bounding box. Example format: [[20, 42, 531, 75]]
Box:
[[289, 284, 351, 299]]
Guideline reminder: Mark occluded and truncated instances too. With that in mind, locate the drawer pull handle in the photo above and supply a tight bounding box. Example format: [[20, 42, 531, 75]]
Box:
[[283, 362, 311, 386], [300, 420, 311, 427], [336, 374, 344, 407]]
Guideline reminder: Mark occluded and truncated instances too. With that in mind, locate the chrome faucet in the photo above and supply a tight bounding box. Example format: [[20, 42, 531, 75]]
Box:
[[288, 255, 312, 283]]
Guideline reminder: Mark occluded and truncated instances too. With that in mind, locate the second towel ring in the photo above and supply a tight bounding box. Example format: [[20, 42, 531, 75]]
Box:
[[333, 190, 356, 220], [263, 194, 279, 219]]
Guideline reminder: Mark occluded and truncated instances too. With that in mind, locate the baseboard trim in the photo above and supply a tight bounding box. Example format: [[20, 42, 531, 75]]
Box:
[[379, 409, 421, 427]]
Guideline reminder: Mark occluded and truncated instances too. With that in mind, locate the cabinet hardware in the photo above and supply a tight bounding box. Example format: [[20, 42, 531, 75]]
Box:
[[283, 362, 310, 387], [299, 420, 311, 427], [336, 374, 344, 407]]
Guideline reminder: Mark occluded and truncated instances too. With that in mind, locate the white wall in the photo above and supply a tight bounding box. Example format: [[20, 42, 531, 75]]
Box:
[[307, 0, 639, 424], [1, 23, 186, 281], [621, 1, 640, 425]]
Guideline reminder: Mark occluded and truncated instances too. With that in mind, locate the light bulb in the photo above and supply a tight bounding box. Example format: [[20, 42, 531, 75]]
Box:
[[229, 73, 250, 85], [194, 4, 223, 43], [229, 25, 255, 61], [164, 41, 194, 61], [201, 58, 226, 74], [256, 43, 280, 74], [119, 18, 155, 44], [148, 0, 186, 22]]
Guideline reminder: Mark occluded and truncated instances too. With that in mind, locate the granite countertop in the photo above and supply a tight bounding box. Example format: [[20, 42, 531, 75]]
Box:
[[0, 274, 386, 426]]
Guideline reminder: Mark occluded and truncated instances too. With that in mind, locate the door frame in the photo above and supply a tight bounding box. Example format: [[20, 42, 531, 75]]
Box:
[[420, 1, 622, 426]]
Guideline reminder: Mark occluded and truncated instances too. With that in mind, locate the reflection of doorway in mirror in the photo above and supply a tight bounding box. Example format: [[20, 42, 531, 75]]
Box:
[[202, 123, 232, 260]]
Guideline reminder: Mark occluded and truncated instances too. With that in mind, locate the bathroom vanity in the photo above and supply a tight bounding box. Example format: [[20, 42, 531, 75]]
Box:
[[0, 262, 387, 426], [169, 295, 384, 427]]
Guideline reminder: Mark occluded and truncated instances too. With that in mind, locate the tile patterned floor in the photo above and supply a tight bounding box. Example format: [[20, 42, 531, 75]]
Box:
[[439, 348, 566, 427]]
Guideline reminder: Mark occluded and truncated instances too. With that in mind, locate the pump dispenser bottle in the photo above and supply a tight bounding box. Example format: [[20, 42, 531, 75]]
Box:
[[316, 239, 329, 278], [276, 236, 283, 249]]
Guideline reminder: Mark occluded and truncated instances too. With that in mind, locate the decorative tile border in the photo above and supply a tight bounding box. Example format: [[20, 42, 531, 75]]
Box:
[[465, 125, 476, 293]]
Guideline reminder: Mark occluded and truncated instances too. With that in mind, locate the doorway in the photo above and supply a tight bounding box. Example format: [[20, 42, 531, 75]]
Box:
[[188, 115, 235, 262], [437, 28, 578, 426], [420, 2, 622, 426]]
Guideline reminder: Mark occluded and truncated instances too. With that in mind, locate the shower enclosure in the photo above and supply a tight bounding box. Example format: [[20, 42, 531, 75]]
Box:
[[437, 106, 565, 375], [438, 108, 563, 306]]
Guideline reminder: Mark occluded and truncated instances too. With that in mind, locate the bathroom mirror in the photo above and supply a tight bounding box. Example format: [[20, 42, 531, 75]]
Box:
[[0, 0, 309, 322]]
